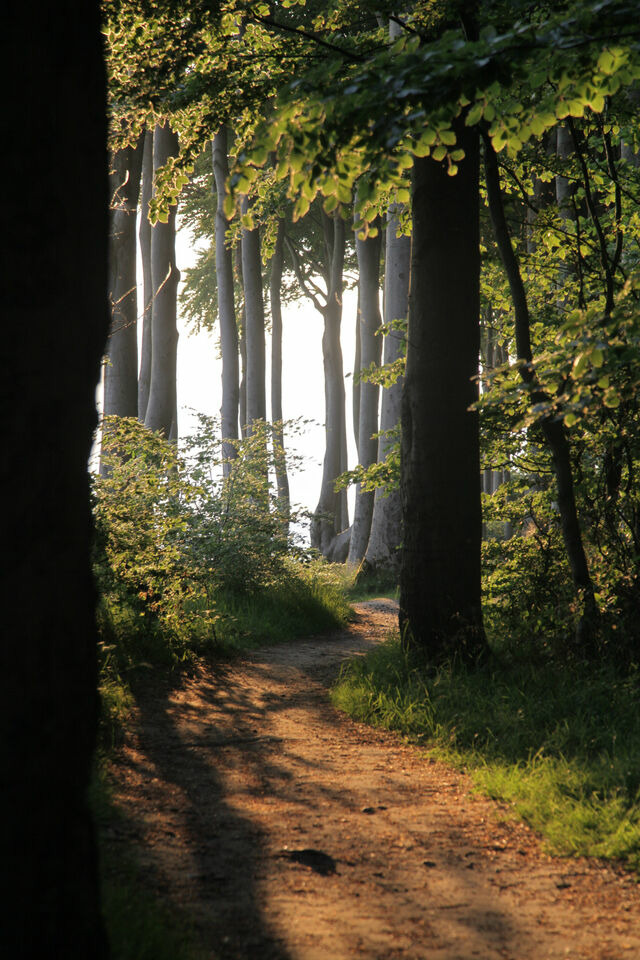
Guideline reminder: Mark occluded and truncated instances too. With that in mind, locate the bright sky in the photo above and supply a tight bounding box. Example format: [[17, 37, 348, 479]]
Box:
[[172, 223, 358, 536], [93, 220, 359, 543]]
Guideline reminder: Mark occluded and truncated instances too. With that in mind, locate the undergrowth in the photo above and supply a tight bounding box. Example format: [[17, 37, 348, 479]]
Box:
[[331, 636, 640, 874], [97, 557, 351, 748]]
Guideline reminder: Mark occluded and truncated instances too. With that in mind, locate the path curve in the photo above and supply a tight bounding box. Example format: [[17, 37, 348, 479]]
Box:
[[107, 600, 640, 959]]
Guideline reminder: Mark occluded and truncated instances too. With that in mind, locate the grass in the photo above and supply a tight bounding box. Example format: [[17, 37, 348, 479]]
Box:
[[344, 564, 399, 603], [331, 634, 640, 874], [97, 557, 351, 746]]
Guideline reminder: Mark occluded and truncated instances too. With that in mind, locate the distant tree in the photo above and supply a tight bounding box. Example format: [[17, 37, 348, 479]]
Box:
[[145, 121, 180, 440], [138, 128, 154, 421], [1, 3, 109, 953], [348, 223, 382, 565], [103, 134, 144, 424], [363, 204, 409, 578], [212, 127, 240, 472]]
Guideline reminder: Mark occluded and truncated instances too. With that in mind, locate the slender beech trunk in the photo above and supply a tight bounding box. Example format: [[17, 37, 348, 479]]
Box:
[[348, 225, 382, 565], [353, 286, 361, 447], [483, 130, 597, 644], [212, 128, 240, 473], [364, 205, 409, 576], [241, 198, 266, 428], [270, 218, 291, 522], [235, 242, 248, 435], [400, 120, 486, 660], [103, 134, 144, 422], [144, 122, 180, 439], [2, 5, 108, 952], [311, 212, 349, 554], [138, 128, 154, 420]]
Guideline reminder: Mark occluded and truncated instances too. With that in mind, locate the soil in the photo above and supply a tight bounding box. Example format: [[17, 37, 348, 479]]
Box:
[[105, 600, 640, 959]]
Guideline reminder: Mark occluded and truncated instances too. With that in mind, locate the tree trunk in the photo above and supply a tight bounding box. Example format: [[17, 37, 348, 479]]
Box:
[[270, 218, 291, 522], [483, 129, 597, 645], [234, 242, 248, 436], [241, 197, 266, 430], [138, 127, 154, 421], [348, 225, 382, 565], [311, 212, 349, 553], [352, 286, 361, 447], [103, 134, 144, 422], [400, 121, 487, 660], [144, 122, 180, 439], [364, 206, 409, 577], [212, 128, 239, 473], [2, 5, 108, 953]]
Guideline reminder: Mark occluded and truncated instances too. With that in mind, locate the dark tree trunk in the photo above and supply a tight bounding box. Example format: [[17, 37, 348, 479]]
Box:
[[483, 130, 597, 643], [270, 219, 291, 522], [212, 128, 239, 473], [348, 225, 382, 565], [145, 122, 180, 439], [241, 197, 266, 431], [400, 122, 487, 660], [2, 5, 108, 954], [138, 127, 154, 421], [103, 135, 144, 427]]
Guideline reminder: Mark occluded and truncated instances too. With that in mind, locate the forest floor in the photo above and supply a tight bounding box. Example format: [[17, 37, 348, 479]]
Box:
[[105, 600, 640, 960]]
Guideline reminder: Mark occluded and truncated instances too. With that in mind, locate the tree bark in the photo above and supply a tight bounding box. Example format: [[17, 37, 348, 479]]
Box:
[[144, 122, 180, 439], [270, 218, 291, 522], [2, 5, 108, 953], [241, 197, 266, 430], [311, 212, 349, 553], [138, 127, 154, 421], [212, 128, 239, 473], [234, 242, 248, 436], [348, 225, 382, 565], [364, 206, 409, 577], [400, 120, 487, 660], [103, 133, 144, 422]]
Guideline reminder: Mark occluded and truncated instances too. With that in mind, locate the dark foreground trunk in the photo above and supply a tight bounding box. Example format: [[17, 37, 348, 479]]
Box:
[[400, 123, 487, 661], [2, 5, 108, 955]]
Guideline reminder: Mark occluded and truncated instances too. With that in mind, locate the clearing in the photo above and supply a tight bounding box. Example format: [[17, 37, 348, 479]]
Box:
[[106, 600, 640, 959]]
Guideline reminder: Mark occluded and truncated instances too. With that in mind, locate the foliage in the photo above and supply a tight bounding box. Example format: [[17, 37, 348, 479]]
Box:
[[93, 415, 351, 741], [332, 634, 640, 872]]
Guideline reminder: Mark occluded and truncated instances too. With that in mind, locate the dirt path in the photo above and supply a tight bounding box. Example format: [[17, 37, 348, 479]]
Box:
[[106, 600, 640, 959]]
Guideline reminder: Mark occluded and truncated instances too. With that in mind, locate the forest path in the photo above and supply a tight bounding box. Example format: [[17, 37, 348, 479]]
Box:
[[106, 600, 640, 960]]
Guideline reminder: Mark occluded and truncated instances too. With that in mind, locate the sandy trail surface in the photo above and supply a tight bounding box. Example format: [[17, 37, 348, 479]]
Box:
[[106, 600, 640, 959]]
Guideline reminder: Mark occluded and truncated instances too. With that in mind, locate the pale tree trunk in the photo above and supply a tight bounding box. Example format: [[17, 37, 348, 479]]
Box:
[[348, 224, 382, 565], [2, 5, 108, 952], [234, 242, 248, 436], [364, 205, 409, 577], [311, 212, 349, 555], [138, 127, 154, 420], [144, 122, 180, 439], [103, 134, 144, 421], [400, 119, 487, 661], [212, 128, 239, 474], [241, 197, 266, 432], [352, 286, 361, 447], [270, 219, 291, 522]]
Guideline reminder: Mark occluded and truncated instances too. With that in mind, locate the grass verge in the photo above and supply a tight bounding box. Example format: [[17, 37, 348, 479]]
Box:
[[331, 634, 640, 874]]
